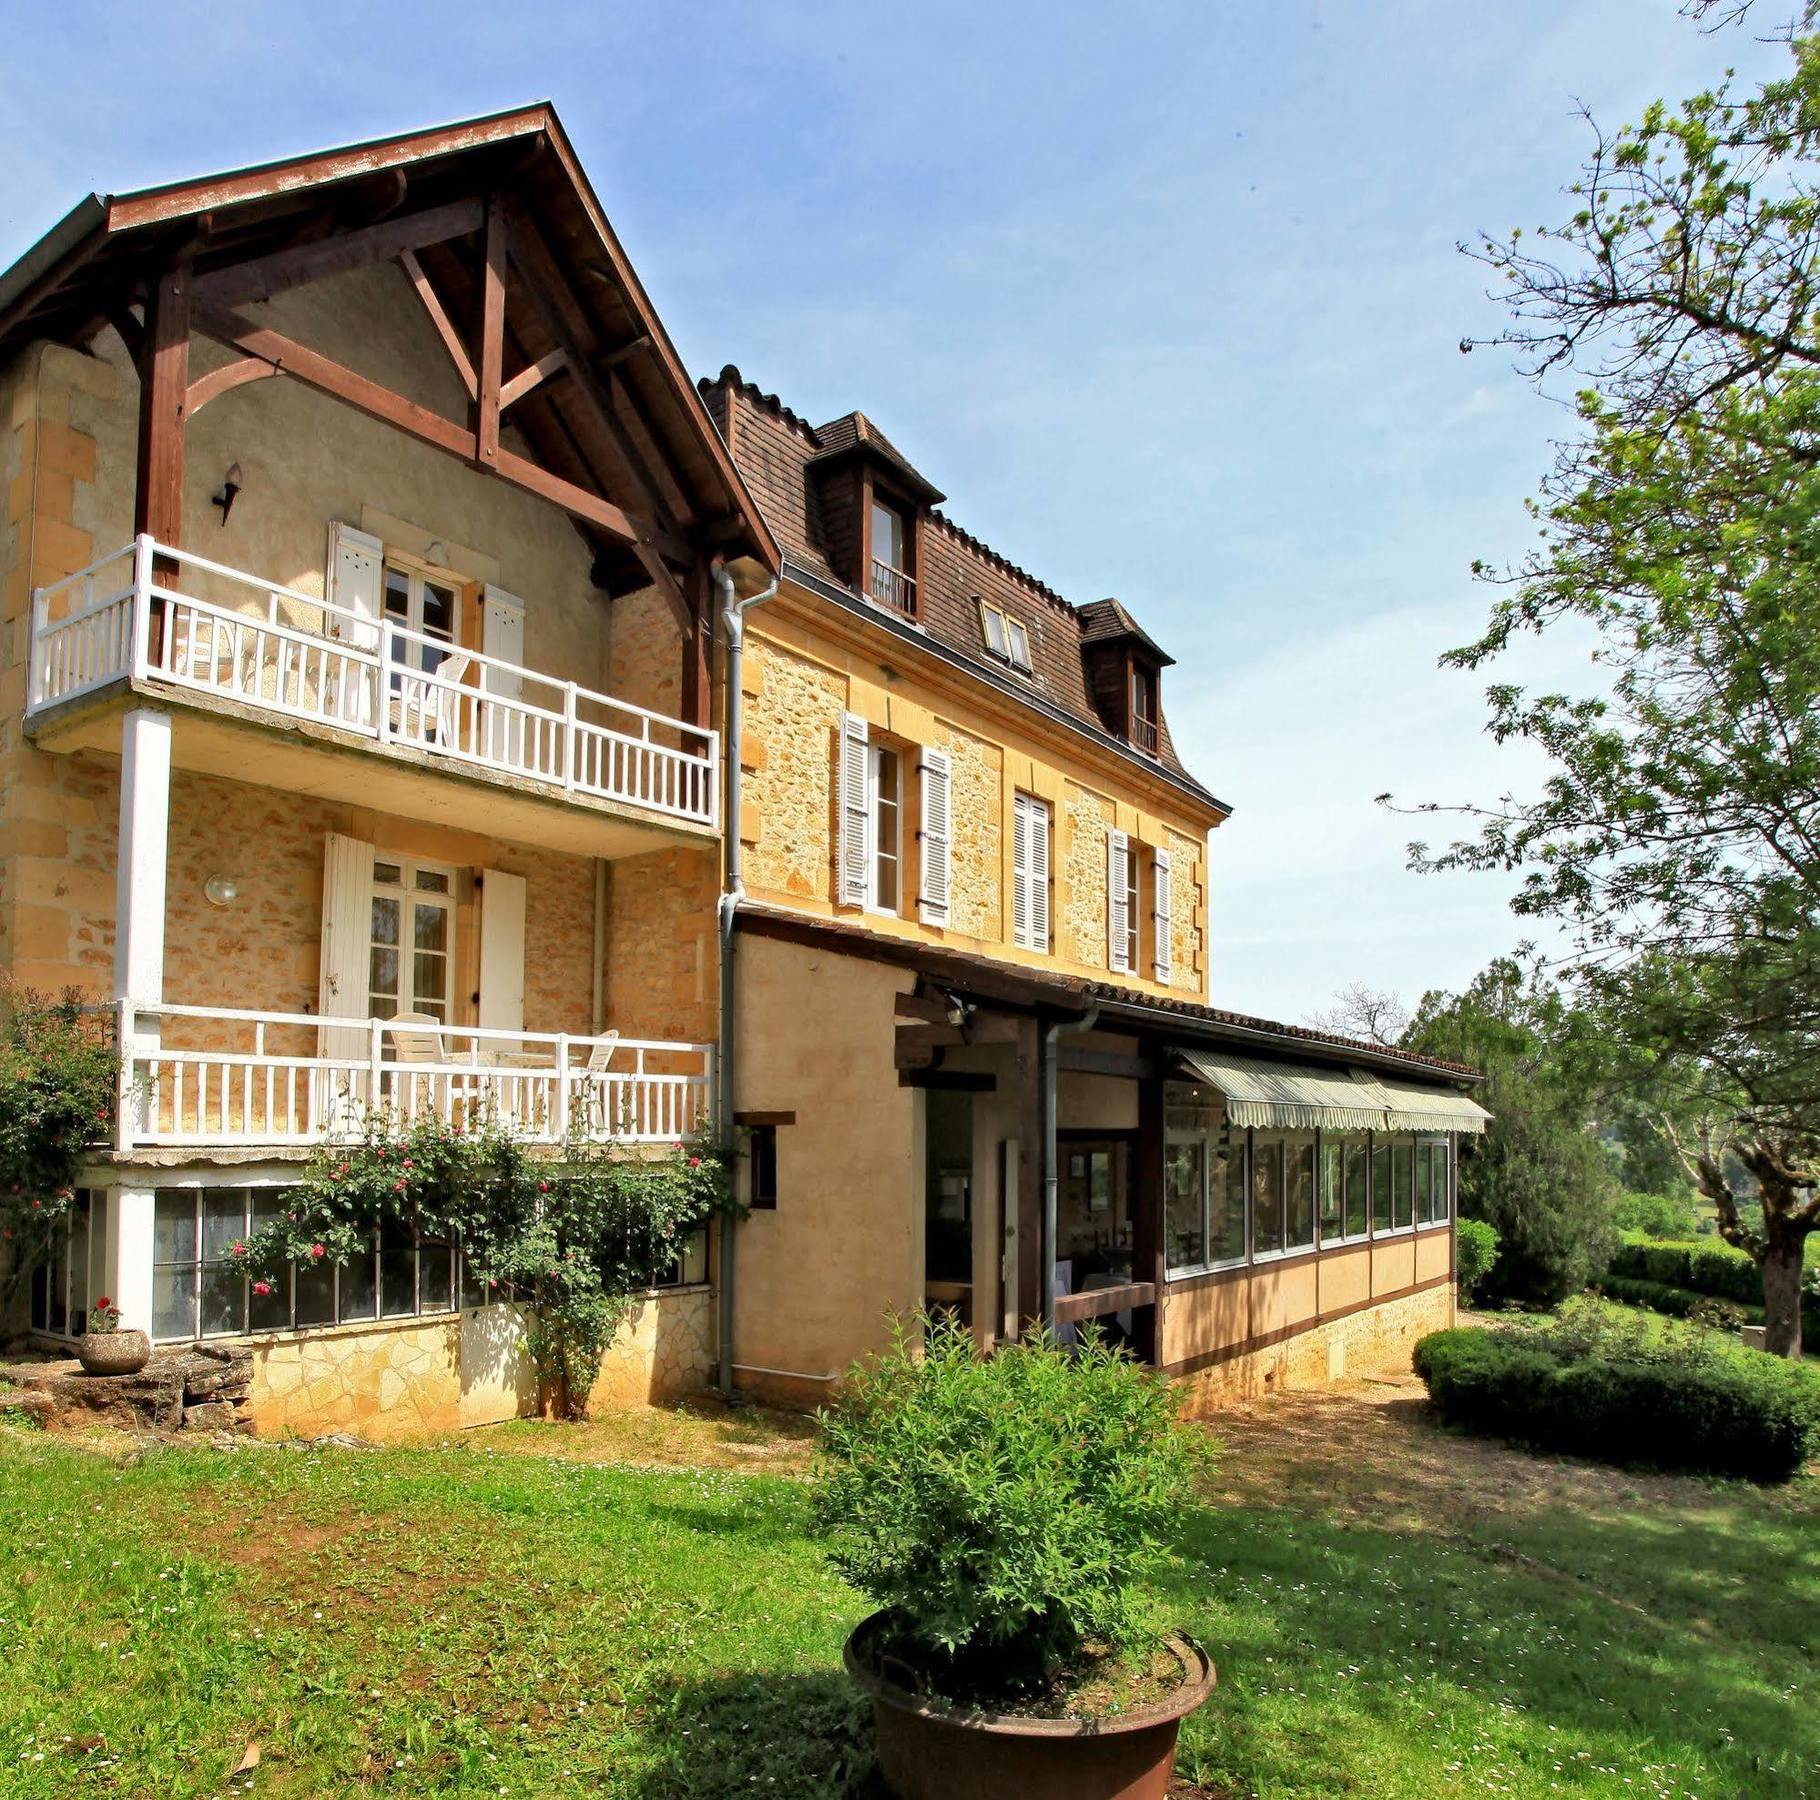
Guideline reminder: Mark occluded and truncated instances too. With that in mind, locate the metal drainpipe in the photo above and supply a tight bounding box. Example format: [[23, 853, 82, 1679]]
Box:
[[712, 557, 780, 1395], [1041, 1000, 1100, 1334]]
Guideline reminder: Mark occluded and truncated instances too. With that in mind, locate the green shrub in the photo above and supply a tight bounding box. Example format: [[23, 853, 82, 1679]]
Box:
[[1610, 1237, 1765, 1308], [1614, 1189, 1700, 1239], [1599, 1272, 1820, 1343], [1413, 1318, 1820, 1482], [813, 1314, 1211, 1695], [1455, 1218, 1500, 1303]]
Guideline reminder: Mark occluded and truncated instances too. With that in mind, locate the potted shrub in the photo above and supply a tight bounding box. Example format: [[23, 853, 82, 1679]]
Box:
[[76, 1296, 150, 1376], [815, 1314, 1215, 1800]]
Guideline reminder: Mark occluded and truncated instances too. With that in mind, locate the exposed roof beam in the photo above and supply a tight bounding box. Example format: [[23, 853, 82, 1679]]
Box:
[[185, 355, 278, 417], [398, 248, 476, 398], [192, 197, 483, 308], [499, 346, 566, 411]]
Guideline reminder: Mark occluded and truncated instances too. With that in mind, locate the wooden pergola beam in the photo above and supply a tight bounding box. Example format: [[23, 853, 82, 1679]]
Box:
[[185, 355, 278, 418], [192, 197, 484, 308], [475, 197, 506, 468], [499, 346, 566, 412]]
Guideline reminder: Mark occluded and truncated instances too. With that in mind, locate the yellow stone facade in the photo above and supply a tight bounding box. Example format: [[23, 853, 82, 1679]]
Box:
[[736, 597, 1220, 997]]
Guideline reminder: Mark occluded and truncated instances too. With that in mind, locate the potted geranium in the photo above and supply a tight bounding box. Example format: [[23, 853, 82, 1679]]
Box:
[[76, 1295, 150, 1376], [815, 1314, 1215, 1800]]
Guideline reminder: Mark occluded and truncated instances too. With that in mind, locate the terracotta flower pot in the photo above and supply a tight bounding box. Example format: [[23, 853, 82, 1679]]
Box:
[[77, 1329, 151, 1376], [843, 1610, 1214, 1800]]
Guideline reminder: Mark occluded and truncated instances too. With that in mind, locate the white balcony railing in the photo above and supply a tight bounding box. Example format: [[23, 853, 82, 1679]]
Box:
[[112, 1001, 713, 1152], [29, 538, 718, 829]]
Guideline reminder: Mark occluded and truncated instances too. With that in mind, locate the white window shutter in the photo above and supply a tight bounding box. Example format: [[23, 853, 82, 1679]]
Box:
[[837, 712, 870, 908], [918, 746, 952, 927], [1029, 798, 1050, 950], [1012, 795, 1031, 948], [1153, 848, 1173, 983], [318, 832, 374, 1062], [480, 586, 525, 700], [326, 522, 384, 651], [477, 868, 527, 1032], [1108, 829, 1131, 974]]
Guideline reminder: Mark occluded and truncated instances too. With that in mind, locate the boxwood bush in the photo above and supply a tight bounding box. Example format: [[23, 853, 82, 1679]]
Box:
[[1413, 1316, 1820, 1482]]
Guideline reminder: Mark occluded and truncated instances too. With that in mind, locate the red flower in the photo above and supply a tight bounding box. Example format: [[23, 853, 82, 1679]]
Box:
[[30, 1198, 41, 1210], [252, 1281, 272, 1298], [310, 1243, 326, 1259], [538, 1181, 549, 1193], [394, 1178, 407, 1193], [95, 1295, 111, 1309], [402, 1159, 414, 1170], [688, 1157, 701, 1169]]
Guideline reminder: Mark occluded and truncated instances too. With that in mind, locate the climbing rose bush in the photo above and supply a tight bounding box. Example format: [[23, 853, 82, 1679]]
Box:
[[238, 1112, 734, 1419]]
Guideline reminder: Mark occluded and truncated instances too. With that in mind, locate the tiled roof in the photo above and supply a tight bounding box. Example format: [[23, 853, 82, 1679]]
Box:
[[1078, 597, 1173, 666], [807, 410, 944, 504], [701, 366, 1217, 810]]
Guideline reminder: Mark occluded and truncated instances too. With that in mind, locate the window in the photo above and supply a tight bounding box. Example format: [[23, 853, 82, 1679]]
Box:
[[1391, 1136, 1415, 1231], [383, 562, 458, 682], [1343, 1137, 1371, 1239], [866, 745, 902, 913], [29, 1189, 103, 1338], [1012, 792, 1051, 951], [748, 1124, 779, 1211], [1130, 663, 1159, 754], [152, 1187, 457, 1342], [370, 857, 455, 1022], [1164, 1084, 1246, 1274], [869, 499, 916, 617], [1251, 1134, 1285, 1257], [1319, 1133, 1372, 1244], [1417, 1137, 1451, 1225], [1371, 1136, 1393, 1232], [978, 600, 1033, 674]]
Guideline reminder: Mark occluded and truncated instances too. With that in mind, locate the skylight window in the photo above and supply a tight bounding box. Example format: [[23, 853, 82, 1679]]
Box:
[[978, 599, 1033, 674]]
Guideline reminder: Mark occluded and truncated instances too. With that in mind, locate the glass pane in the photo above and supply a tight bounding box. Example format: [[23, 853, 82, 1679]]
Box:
[[1318, 1140, 1343, 1240], [1431, 1141, 1450, 1221], [421, 582, 456, 640], [982, 608, 1008, 655], [1285, 1135, 1316, 1250], [1007, 620, 1030, 669], [67, 1197, 90, 1333], [154, 1190, 197, 1265], [1210, 1135, 1247, 1263], [373, 861, 403, 887], [202, 1189, 247, 1259], [1252, 1136, 1284, 1256], [678, 1227, 709, 1286], [371, 896, 400, 945], [153, 1265, 197, 1343], [200, 1264, 244, 1337], [380, 1218, 416, 1318], [249, 1273, 290, 1334], [413, 954, 448, 1012], [295, 1259, 336, 1327], [339, 1238, 377, 1322], [415, 868, 451, 894], [1371, 1140, 1392, 1231], [871, 500, 903, 568], [419, 1240, 453, 1313], [1392, 1139, 1414, 1229], [383, 567, 411, 622], [1343, 1140, 1370, 1238], [46, 1234, 66, 1334], [412, 903, 448, 953], [1164, 1138, 1207, 1271]]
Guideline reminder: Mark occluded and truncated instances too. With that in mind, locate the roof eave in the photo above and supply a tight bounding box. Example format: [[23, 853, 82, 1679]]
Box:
[[0, 194, 106, 339]]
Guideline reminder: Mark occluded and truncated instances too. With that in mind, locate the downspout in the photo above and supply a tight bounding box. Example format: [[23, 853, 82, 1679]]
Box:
[[712, 556, 781, 1394], [1040, 1000, 1100, 1333]]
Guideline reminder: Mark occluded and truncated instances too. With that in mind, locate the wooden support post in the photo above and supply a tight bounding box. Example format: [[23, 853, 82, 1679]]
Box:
[[1014, 1015, 1045, 1333], [681, 561, 712, 739], [1134, 1054, 1167, 1367], [476, 197, 506, 468], [134, 262, 189, 662]]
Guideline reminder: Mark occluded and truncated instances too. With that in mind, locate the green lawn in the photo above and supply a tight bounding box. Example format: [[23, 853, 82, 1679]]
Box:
[[0, 1379, 1815, 1798]]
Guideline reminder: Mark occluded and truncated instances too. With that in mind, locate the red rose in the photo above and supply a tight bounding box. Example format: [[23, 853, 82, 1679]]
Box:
[[402, 1159, 414, 1170], [230, 1242, 246, 1257], [394, 1179, 407, 1193], [310, 1243, 326, 1259], [95, 1295, 111, 1309], [252, 1281, 272, 1298], [688, 1157, 701, 1169], [538, 1181, 549, 1193]]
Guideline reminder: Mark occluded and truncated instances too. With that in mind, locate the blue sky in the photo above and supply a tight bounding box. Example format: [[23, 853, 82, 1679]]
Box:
[[0, 2, 1788, 1022]]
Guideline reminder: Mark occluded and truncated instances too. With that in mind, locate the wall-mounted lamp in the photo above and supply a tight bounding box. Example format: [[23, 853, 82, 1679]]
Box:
[[943, 990, 976, 1033], [211, 462, 243, 526], [422, 539, 448, 565], [202, 874, 239, 909]]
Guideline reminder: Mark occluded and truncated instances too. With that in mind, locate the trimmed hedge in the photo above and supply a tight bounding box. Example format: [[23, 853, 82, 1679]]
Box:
[[1600, 1274, 1820, 1342], [1609, 1237, 1763, 1306], [1413, 1325, 1820, 1482]]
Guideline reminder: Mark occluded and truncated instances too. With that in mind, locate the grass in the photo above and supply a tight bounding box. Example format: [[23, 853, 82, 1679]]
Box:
[[0, 1379, 1815, 1798]]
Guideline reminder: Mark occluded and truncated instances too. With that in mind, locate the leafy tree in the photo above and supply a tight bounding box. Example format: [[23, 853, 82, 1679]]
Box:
[[1405, 960, 1621, 1307], [1397, 5, 1820, 1352]]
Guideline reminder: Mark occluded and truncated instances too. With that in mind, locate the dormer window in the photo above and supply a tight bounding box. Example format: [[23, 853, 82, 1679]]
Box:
[[979, 600, 1032, 674], [1130, 663, 1159, 755], [869, 498, 916, 618]]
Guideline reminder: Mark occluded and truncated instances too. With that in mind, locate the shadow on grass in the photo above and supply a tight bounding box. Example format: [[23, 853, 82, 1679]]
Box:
[[625, 1668, 883, 1799]]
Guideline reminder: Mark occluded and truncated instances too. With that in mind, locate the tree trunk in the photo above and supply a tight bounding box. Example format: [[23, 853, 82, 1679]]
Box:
[[1760, 1236, 1805, 1360]]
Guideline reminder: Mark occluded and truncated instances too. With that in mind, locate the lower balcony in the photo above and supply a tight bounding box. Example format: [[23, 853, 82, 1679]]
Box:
[[27, 538, 718, 860], [111, 1001, 713, 1153]]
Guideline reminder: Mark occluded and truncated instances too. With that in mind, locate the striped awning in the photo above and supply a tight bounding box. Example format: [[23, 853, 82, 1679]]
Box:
[[1173, 1049, 1490, 1135]]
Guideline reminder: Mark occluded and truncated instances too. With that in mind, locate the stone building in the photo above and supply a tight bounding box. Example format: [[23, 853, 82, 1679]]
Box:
[[0, 106, 1485, 1436]]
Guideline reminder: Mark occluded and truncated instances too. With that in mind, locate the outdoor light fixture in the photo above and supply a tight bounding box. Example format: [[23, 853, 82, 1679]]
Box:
[[211, 462, 243, 525], [422, 539, 447, 565], [202, 874, 240, 909], [943, 990, 975, 1033]]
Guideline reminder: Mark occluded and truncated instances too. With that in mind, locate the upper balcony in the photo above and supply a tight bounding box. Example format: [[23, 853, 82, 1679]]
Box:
[[27, 537, 719, 857]]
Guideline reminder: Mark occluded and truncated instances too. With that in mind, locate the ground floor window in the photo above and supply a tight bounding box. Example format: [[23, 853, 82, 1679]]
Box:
[[28, 1189, 105, 1338], [153, 1187, 456, 1342], [1416, 1136, 1452, 1224], [1252, 1131, 1316, 1258], [1164, 1082, 1246, 1274]]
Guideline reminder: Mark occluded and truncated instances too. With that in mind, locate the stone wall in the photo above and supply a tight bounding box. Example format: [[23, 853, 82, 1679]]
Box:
[[1174, 1281, 1456, 1413], [246, 1289, 714, 1441], [603, 846, 718, 1044]]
